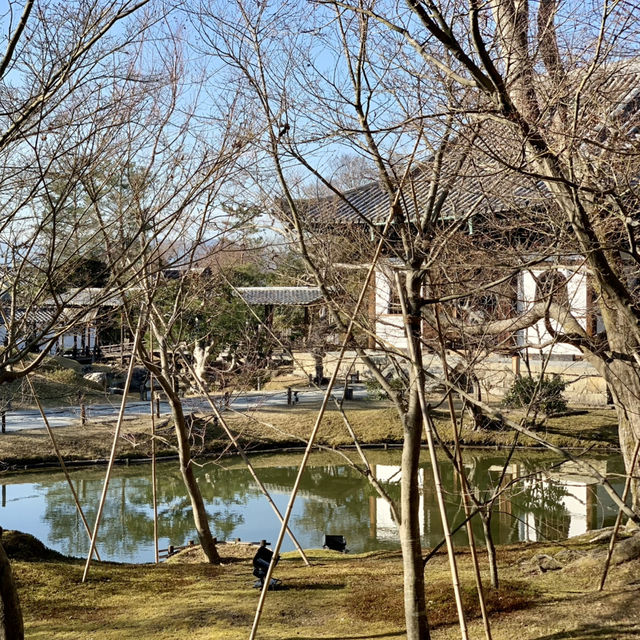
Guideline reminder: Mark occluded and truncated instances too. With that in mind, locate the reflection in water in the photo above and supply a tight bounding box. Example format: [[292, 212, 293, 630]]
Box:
[[0, 451, 625, 563]]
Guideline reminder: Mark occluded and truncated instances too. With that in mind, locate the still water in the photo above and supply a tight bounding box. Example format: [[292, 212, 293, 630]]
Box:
[[0, 450, 625, 563]]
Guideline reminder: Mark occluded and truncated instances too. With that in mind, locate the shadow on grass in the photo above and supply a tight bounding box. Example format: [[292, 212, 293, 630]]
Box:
[[533, 623, 640, 639], [286, 582, 346, 591], [285, 633, 403, 640], [543, 422, 619, 445]]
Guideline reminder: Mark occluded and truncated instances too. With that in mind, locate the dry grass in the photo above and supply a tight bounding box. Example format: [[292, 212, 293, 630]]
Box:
[[8, 530, 640, 639], [0, 394, 620, 470], [0, 356, 129, 410]]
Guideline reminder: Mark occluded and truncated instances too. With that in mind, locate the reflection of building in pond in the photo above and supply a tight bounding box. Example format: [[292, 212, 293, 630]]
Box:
[[369, 460, 620, 546], [373, 466, 424, 541], [520, 460, 617, 541]]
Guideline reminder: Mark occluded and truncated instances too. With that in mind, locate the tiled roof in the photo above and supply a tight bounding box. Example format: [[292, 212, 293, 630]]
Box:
[[293, 61, 640, 227], [236, 287, 323, 306], [41, 287, 124, 308], [295, 150, 547, 226]]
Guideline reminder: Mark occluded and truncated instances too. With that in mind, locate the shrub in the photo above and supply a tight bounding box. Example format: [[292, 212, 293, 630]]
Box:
[[503, 375, 567, 415], [47, 368, 80, 386], [365, 376, 405, 401]]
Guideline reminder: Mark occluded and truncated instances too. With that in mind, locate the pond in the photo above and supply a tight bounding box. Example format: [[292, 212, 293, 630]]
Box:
[[0, 449, 625, 564]]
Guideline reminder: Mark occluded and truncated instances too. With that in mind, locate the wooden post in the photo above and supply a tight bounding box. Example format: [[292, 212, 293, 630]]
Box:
[[1, 410, 5, 434], [287, 386, 292, 405], [81, 403, 86, 426], [512, 354, 521, 377], [369, 495, 377, 539], [120, 311, 124, 367]]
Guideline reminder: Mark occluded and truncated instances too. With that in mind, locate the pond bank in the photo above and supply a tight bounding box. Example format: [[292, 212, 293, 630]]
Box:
[[0, 402, 620, 471], [6, 526, 640, 639]]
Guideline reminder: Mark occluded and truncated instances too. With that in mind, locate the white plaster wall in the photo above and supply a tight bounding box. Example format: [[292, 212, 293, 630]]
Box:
[[374, 271, 408, 351], [1, 326, 98, 355], [518, 267, 589, 356]]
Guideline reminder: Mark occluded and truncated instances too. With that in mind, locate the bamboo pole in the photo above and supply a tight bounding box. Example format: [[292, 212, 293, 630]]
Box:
[[151, 373, 159, 564], [149, 331, 159, 564], [598, 436, 640, 591], [248, 162, 415, 639], [395, 272, 469, 640], [434, 303, 492, 640], [25, 374, 100, 562], [82, 315, 144, 582], [181, 357, 309, 566], [248, 230, 385, 640]]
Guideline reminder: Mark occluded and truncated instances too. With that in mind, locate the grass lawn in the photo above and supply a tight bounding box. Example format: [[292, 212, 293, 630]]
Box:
[[0, 395, 621, 470], [7, 529, 640, 639]]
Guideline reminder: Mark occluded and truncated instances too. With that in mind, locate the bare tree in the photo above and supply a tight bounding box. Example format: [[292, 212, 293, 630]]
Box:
[[323, 0, 640, 509], [193, 1, 640, 638], [0, 1, 173, 635], [191, 4, 489, 637]]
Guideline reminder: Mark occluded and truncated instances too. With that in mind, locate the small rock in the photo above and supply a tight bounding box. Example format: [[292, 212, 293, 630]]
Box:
[[554, 549, 579, 565], [84, 372, 108, 385], [612, 533, 640, 565], [531, 553, 563, 572]]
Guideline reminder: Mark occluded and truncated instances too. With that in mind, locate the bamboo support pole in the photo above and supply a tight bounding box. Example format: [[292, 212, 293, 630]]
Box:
[[396, 273, 469, 640], [249, 224, 387, 640], [149, 332, 159, 564], [181, 358, 309, 566], [82, 316, 144, 582], [25, 374, 100, 562], [151, 374, 159, 564], [598, 436, 640, 591], [434, 303, 492, 640]]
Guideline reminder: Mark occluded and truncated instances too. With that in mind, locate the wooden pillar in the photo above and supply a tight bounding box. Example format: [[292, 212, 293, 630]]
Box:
[[264, 304, 274, 331], [586, 483, 598, 531], [369, 495, 377, 539], [303, 306, 310, 343]]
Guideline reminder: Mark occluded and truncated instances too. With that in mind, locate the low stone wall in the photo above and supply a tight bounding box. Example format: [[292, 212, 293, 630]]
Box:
[[292, 350, 609, 406], [476, 356, 609, 406]]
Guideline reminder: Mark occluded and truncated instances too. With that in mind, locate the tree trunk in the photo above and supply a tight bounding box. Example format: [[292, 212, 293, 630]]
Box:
[[594, 302, 640, 515], [192, 342, 211, 390], [148, 332, 220, 563], [480, 510, 499, 589], [168, 393, 221, 563], [0, 541, 23, 640], [400, 385, 431, 640], [605, 360, 640, 515]]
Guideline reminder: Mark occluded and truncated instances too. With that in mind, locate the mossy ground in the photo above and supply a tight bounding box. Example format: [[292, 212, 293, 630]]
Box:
[[0, 355, 129, 410], [7, 530, 640, 639]]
